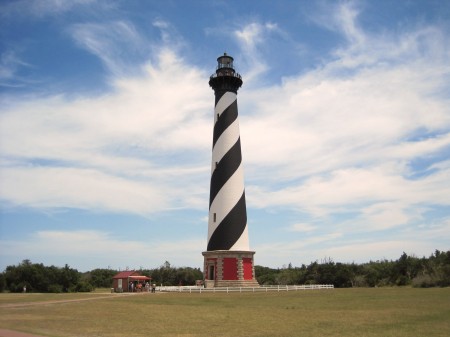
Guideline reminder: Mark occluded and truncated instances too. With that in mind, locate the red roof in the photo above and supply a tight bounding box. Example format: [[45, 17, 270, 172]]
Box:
[[113, 271, 140, 279], [129, 275, 151, 280]]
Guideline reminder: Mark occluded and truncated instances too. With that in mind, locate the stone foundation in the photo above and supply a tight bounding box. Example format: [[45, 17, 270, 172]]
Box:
[[202, 250, 259, 288]]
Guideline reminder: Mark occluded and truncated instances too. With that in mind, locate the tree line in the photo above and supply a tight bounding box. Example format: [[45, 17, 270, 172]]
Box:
[[256, 250, 450, 288], [0, 260, 203, 293], [1, 250, 449, 292], [0, 260, 92, 293]]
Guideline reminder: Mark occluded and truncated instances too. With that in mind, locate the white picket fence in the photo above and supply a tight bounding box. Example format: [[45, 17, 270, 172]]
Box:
[[157, 284, 334, 293]]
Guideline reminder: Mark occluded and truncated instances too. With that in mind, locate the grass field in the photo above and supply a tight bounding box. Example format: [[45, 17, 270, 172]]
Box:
[[1, 287, 449, 337]]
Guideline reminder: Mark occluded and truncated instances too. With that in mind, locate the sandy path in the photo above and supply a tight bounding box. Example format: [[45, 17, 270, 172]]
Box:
[[0, 329, 48, 337], [0, 292, 153, 336], [0, 294, 126, 309]]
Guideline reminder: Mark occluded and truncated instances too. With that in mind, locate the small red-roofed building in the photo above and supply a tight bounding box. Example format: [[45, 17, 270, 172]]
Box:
[[112, 271, 151, 292]]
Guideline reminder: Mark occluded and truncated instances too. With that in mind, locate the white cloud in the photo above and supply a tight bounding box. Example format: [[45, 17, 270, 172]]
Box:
[[70, 21, 146, 76], [288, 223, 317, 233], [321, 240, 436, 263], [0, 0, 103, 21], [359, 202, 417, 230], [0, 230, 205, 270], [254, 232, 343, 265], [0, 166, 169, 214], [333, 1, 365, 46], [237, 5, 450, 239], [255, 231, 449, 267], [2, 10, 449, 226], [234, 22, 277, 82], [0, 51, 31, 83], [0, 39, 215, 214], [1, 2, 449, 268]]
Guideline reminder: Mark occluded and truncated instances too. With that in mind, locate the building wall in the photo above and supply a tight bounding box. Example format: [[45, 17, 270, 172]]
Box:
[[223, 258, 238, 280], [203, 250, 258, 287], [113, 278, 128, 292], [243, 257, 253, 280]]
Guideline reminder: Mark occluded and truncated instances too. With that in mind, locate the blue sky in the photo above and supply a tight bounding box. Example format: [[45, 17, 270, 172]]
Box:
[[1, 0, 449, 272]]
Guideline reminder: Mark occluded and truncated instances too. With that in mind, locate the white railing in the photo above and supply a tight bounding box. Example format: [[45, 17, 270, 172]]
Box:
[[156, 284, 334, 293]]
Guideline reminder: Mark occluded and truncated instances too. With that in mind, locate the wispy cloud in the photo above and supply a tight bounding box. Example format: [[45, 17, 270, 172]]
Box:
[[0, 166, 169, 214], [255, 232, 344, 264], [70, 21, 147, 76], [0, 43, 211, 214], [234, 22, 281, 82], [0, 230, 205, 270], [320, 239, 439, 263], [239, 3, 450, 239], [0, 50, 38, 89], [0, 0, 100, 19], [2, 5, 449, 221], [288, 223, 317, 233], [0, 1, 449, 269]]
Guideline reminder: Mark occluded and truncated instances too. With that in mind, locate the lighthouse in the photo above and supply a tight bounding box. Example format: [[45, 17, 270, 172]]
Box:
[[202, 53, 259, 288]]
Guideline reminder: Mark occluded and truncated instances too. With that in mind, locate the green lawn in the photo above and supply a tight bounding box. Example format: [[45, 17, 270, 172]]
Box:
[[1, 287, 449, 337]]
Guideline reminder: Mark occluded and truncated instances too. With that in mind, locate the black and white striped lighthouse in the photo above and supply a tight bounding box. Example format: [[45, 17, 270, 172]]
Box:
[[202, 53, 259, 288]]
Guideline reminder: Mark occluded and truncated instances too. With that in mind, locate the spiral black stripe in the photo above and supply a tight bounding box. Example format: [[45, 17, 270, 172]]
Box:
[[214, 90, 226, 104], [209, 138, 242, 207], [212, 100, 238, 147], [207, 191, 247, 251]]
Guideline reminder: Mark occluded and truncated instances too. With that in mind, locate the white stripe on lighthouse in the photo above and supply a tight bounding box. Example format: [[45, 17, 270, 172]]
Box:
[[210, 119, 240, 172], [215, 92, 236, 120]]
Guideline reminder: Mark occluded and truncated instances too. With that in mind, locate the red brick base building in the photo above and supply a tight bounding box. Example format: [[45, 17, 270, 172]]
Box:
[[202, 251, 259, 288]]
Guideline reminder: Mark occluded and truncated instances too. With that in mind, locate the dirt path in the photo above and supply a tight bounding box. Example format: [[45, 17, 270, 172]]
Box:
[[0, 329, 49, 337], [0, 294, 120, 309], [0, 292, 153, 309], [0, 292, 156, 336]]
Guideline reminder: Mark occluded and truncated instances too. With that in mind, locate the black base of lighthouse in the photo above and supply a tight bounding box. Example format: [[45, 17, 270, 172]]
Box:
[[202, 250, 259, 288]]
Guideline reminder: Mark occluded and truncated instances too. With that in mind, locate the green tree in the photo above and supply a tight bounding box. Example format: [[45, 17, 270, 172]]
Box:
[[275, 268, 298, 285], [61, 264, 80, 292], [175, 267, 203, 285], [87, 268, 117, 288], [255, 266, 279, 285], [0, 273, 6, 292], [3, 260, 85, 293], [144, 261, 201, 286]]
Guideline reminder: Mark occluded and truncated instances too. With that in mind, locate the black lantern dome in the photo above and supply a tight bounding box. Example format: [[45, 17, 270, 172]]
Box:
[[209, 53, 243, 95]]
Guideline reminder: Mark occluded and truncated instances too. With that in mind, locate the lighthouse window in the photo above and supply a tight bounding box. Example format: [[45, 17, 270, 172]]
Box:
[[213, 213, 216, 222]]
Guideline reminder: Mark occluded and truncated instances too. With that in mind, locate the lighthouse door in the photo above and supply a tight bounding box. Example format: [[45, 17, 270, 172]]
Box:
[[208, 265, 215, 280]]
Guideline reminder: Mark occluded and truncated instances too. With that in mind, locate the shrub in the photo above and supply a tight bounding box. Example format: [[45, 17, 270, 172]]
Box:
[[0, 273, 5, 292], [73, 281, 93, 292], [48, 284, 64, 293], [412, 274, 437, 288]]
